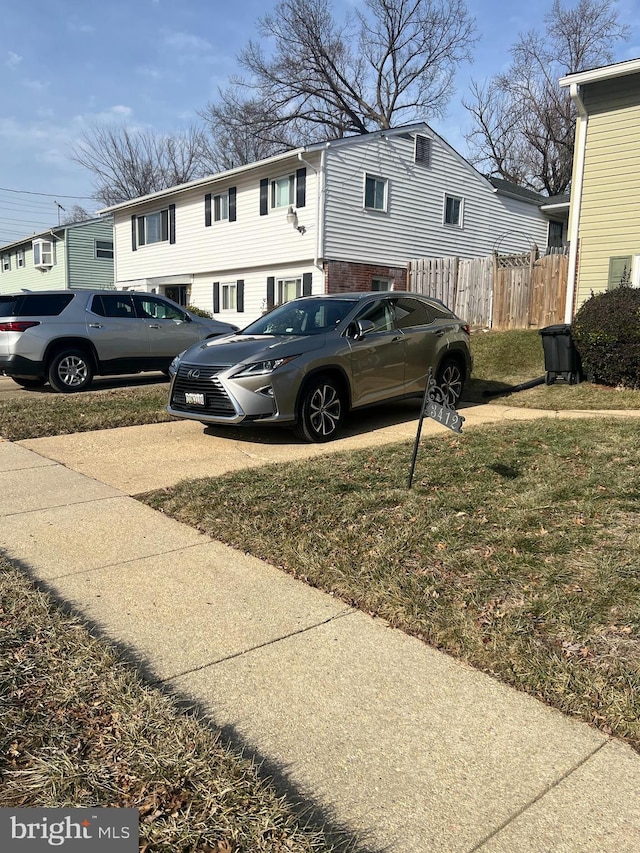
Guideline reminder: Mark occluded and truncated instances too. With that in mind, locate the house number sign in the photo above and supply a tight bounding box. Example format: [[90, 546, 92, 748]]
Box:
[[407, 367, 465, 488]]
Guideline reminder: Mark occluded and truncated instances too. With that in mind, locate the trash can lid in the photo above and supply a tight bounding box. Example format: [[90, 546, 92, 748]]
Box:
[[539, 323, 572, 335]]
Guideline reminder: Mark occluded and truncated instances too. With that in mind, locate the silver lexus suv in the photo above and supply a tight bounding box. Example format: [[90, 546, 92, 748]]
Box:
[[0, 289, 238, 392], [168, 291, 472, 442]]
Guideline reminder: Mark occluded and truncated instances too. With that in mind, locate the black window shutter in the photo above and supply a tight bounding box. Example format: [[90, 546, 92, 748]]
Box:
[[237, 279, 244, 312], [302, 272, 312, 296], [169, 204, 176, 244], [229, 187, 237, 222], [266, 276, 275, 308], [131, 215, 137, 251], [260, 179, 269, 216], [296, 168, 306, 208], [213, 282, 220, 313], [205, 194, 212, 227]]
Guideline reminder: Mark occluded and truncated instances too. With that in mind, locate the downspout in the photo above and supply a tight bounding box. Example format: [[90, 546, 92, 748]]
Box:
[[565, 82, 588, 323], [297, 148, 327, 274]]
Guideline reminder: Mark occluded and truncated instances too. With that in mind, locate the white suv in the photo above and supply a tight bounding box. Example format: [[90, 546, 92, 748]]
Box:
[[0, 289, 238, 392]]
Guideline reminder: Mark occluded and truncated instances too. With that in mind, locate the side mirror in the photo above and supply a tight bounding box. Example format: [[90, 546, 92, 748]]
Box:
[[350, 319, 375, 341]]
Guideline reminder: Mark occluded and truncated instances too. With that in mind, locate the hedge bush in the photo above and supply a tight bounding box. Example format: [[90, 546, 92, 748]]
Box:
[[572, 285, 640, 389], [187, 304, 213, 318]]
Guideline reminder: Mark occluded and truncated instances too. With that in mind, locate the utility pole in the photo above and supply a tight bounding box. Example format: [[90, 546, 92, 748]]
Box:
[[55, 201, 65, 225]]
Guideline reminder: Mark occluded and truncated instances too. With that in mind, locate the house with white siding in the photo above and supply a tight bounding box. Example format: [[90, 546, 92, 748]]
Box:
[[560, 58, 640, 321], [0, 218, 114, 294], [100, 123, 555, 327]]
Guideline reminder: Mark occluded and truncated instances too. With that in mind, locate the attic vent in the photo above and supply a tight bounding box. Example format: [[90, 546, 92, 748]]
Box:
[[415, 134, 432, 166]]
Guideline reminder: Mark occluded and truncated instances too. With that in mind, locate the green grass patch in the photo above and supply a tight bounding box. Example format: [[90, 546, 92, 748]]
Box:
[[140, 418, 640, 750], [0, 559, 337, 852], [1, 331, 640, 441], [0, 386, 171, 441], [467, 329, 640, 410]]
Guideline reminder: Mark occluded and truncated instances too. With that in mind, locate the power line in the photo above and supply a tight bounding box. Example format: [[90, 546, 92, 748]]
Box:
[[0, 186, 95, 200]]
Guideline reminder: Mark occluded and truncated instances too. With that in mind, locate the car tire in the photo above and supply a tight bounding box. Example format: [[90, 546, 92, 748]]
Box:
[[12, 377, 47, 389], [436, 358, 464, 407], [48, 349, 94, 393], [295, 375, 345, 443]]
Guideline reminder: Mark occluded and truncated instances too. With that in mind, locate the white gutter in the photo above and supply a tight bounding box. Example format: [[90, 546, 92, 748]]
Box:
[[564, 82, 588, 323], [297, 147, 327, 274]]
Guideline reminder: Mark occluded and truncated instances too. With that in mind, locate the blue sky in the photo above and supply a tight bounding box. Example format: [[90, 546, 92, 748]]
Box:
[[1, 0, 639, 245]]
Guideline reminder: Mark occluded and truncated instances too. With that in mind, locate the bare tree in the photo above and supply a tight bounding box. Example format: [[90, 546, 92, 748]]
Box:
[[72, 125, 213, 206], [464, 0, 630, 196], [201, 0, 477, 166], [61, 204, 92, 225]]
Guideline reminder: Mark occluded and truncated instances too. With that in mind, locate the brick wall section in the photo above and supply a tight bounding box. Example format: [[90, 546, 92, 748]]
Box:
[[324, 260, 408, 293]]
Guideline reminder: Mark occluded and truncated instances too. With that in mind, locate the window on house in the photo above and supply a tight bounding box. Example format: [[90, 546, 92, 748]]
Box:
[[548, 220, 564, 249], [33, 239, 54, 267], [1, 254, 10, 272], [271, 175, 295, 209], [444, 195, 463, 226], [277, 277, 302, 303], [371, 278, 391, 291], [214, 192, 229, 221], [415, 134, 432, 166], [16, 249, 25, 268], [138, 209, 169, 245], [608, 256, 632, 289], [221, 282, 237, 311], [95, 239, 114, 260], [364, 174, 387, 211]]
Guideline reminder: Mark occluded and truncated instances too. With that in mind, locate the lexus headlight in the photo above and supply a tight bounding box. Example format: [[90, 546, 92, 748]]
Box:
[[169, 351, 186, 377], [232, 355, 299, 378]]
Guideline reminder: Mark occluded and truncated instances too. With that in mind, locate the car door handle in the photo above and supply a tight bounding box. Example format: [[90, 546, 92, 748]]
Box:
[[148, 324, 161, 329], [435, 329, 446, 337], [88, 323, 103, 329], [392, 335, 403, 343]]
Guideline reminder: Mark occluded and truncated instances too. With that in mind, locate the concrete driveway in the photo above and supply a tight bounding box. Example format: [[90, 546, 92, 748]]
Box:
[[16, 396, 575, 495]]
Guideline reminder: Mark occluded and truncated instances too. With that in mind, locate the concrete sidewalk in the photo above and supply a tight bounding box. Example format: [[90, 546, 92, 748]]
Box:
[[1, 407, 640, 852]]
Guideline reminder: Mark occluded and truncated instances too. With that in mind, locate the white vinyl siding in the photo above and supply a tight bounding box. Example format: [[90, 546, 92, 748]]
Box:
[[323, 133, 549, 266], [112, 157, 319, 284]]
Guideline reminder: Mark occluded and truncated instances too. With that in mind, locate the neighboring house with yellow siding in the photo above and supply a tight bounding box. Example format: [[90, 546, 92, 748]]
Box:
[[560, 58, 640, 321]]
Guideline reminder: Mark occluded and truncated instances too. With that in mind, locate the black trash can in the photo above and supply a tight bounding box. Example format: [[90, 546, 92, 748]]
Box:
[[539, 324, 582, 385]]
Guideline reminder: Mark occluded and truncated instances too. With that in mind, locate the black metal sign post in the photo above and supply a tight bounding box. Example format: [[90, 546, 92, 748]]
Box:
[[407, 367, 465, 489]]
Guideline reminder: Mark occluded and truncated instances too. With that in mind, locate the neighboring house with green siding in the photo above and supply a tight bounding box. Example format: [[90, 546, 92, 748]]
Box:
[[560, 58, 640, 321], [0, 217, 114, 294]]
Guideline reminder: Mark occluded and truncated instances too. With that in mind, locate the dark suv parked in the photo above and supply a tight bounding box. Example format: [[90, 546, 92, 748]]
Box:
[[0, 289, 238, 392]]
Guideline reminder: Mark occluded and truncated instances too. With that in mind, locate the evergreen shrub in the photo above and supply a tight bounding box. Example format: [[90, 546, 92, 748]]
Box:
[[572, 285, 640, 388]]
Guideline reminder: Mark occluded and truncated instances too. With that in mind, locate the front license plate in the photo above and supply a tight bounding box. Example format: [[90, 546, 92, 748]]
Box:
[[185, 392, 205, 406]]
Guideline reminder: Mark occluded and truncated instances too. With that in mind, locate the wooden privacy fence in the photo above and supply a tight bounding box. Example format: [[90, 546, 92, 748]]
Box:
[[408, 250, 568, 330]]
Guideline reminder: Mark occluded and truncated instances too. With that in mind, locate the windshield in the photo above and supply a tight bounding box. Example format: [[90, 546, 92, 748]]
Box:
[[240, 298, 358, 336]]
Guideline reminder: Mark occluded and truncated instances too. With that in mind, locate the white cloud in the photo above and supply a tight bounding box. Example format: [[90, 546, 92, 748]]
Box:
[[67, 17, 95, 35], [23, 79, 50, 92], [161, 30, 216, 65], [136, 65, 164, 80], [6, 51, 22, 68]]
